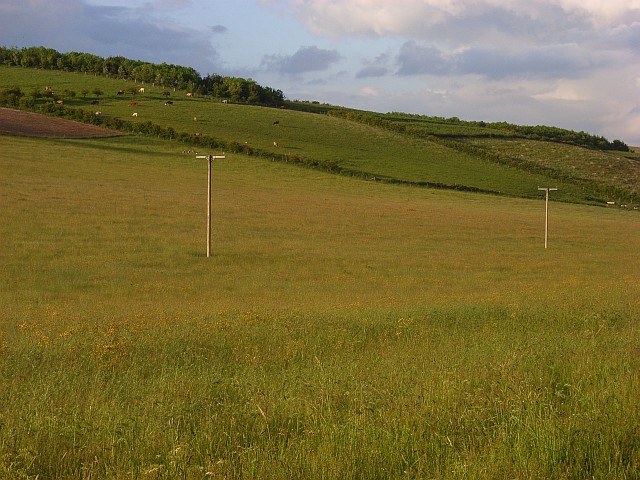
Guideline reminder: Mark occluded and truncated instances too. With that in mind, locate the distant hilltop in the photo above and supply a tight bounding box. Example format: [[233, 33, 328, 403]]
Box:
[[0, 46, 285, 107]]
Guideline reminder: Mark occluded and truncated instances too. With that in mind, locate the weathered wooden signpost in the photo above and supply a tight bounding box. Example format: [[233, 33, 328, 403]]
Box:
[[196, 154, 225, 257]]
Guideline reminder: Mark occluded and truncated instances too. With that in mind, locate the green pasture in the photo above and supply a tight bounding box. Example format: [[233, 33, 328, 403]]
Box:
[[466, 137, 640, 199], [1, 65, 632, 204], [87, 93, 572, 199], [1, 134, 639, 478]]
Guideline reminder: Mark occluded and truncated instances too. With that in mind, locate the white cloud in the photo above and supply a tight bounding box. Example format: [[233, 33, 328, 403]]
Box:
[[358, 86, 380, 97], [260, 0, 640, 39], [532, 86, 588, 102]]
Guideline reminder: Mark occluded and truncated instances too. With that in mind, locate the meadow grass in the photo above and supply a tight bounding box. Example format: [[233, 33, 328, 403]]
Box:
[[1, 134, 639, 478]]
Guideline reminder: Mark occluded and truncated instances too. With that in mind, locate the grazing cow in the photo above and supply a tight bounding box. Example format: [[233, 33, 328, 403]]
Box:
[[138, 87, 145, 93], [194, 132, 202, 137], [44, 86, 53, 92], [117, 90, 125, 95], [132, 112, 138, 117], [186, 92, 193, 97], [273, 120, 280, 126], [56, 100, 63, 105], [95, 111, 102, 116], [130, 101, 138, 106], [164, 101, 173, 106], [273, 141, 279, 148], [222, 99, 229, 104]]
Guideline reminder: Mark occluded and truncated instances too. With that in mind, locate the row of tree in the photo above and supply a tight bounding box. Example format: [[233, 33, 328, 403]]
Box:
[[500, 123, 629, 151], [377, 111, 630, 152], [0, 46, 285, 106]]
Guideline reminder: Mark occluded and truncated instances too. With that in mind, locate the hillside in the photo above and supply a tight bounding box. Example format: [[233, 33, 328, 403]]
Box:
[[1, 63, 638, 206]]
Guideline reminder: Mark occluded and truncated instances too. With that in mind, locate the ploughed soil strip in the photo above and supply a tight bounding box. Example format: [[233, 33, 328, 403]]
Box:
[[0, 108, 123, 138]]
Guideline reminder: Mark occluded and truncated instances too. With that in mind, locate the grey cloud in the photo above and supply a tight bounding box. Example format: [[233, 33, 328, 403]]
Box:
[[356, 52, 391, 78], [395, 40, 602, 80], [0, 0, 220, 74], [262, 46, 341, 74], [456, 44, 598, 79], [210, 25, 228, 34], [600, 22, 640, 52], [426, 3, 592, 46], [396, 41, 449, 76], [356, 65, 388, 78]]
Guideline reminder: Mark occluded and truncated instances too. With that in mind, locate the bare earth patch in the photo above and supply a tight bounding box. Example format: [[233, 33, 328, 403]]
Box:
[[0, 108, 123, 138]]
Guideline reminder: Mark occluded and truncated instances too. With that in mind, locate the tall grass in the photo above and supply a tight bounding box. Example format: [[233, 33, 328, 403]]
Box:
[[2, 305, 639, 478], [1, 134, 639, 478]]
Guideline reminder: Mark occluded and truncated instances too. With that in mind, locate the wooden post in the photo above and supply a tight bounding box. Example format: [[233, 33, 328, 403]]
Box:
[[207, 155, 212, 257], [538, 187, 558, 249], [197, 154, 225, 257]]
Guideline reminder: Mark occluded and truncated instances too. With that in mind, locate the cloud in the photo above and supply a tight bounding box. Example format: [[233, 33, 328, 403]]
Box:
[[602, 22, 640, 52], [394, 39, 605, 80], [210, 24, 228, 34], [260, 0, 640, 40], [0, 0, 220, 73], [261, 45, 342, 74], [358, 86, 380, 97], [151, 0, 193, 6], [532, 81, 591, 101], [455, 43, 601, 79], [356, 52, 391, 78], [356, 65, 388, 78], [396, 41, 448, 76]]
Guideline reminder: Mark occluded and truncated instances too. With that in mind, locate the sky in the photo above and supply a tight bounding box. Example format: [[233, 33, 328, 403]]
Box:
[[1, 0, 639, 145]]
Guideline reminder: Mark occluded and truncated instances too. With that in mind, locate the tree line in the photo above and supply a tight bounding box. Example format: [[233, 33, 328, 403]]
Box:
[[339, 107, 630, 154], [0, 46, 285, 106]]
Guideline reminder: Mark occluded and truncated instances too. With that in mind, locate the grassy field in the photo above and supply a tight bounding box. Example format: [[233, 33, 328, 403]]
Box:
[[1, 132, 639, 478], [3, 65, 637, 205], [466, 137, 640, 200]]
